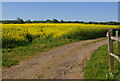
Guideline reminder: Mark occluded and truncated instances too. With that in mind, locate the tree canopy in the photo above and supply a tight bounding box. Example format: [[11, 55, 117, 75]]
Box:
[[2, 18, 120, 25]]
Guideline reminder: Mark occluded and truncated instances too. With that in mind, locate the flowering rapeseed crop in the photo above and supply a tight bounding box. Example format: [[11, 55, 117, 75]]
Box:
[[2, 23, 118, 48]]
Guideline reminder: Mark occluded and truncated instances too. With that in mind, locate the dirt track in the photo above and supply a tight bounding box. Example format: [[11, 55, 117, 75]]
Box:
[[2, 38, 108, 79]]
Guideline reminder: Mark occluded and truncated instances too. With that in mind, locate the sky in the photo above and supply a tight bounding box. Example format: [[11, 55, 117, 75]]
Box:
[[1, 0, 120, 2], [2, 2, 119, 22]]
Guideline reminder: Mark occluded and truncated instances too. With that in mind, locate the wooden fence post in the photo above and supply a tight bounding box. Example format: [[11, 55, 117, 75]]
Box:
[[116, 27, 119, 48], [117, 27, 120, 73], [118, 42, 120, 74], [108, 28, 114, 72]]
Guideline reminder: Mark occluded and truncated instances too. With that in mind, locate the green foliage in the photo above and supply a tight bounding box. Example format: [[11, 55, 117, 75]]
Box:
[[26, 33, 33, 42], [16, 17, 24, 24], [106, 72, 114, 79], [26, 19, 32, 23], [51, 19, 59, 23], [46, 19, 51, 23], [84, 43, 120, 79], [2, 18, 120, 25], [2, 37, 72, 68]]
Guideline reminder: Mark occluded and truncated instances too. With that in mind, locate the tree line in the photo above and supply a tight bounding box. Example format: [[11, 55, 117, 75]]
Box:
[[1, 18, 120, 25]]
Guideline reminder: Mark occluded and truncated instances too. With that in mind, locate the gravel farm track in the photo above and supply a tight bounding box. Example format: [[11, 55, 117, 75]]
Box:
[[2, 37, 108, 79]]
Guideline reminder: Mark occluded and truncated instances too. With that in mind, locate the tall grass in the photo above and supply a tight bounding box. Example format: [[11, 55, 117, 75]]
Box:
[[84, 42, 120, 79]]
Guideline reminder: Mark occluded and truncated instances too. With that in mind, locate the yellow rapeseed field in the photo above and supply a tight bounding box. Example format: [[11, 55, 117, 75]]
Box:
[[2, 23, 118, 48]]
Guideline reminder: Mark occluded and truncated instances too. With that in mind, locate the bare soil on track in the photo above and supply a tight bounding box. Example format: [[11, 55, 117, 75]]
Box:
[[2, 38, 107, 79]]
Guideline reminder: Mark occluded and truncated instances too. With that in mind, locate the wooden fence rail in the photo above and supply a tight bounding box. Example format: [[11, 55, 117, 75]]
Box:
[[106, 28, 120, 72]]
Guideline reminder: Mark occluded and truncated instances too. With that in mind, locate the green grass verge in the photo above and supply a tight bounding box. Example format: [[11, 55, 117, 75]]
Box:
[[2, 37, 106, 68], [2, 37, 78, 68], [84, 42, 120, 79]]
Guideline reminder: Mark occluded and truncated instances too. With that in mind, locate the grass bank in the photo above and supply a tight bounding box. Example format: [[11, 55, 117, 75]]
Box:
[[2, 37, 75, 68], [84, 42, 120, 79], [2, 37, 107, 68]]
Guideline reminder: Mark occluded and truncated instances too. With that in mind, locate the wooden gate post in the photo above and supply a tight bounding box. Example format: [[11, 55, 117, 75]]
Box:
[[108, 28, 114, 72]]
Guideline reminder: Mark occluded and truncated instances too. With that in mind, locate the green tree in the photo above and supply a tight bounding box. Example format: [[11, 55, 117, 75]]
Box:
[[26, 19, 32, 23], [89, 21, 93, 24], [60, 20, 64, 23], [51, 19, 59, 23], [46, 19, 51, 23], [16, 17, 24, 24]]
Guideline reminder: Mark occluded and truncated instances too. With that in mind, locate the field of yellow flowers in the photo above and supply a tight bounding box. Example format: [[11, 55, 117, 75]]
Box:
[[2, 23, 119, 68], [2, 23, 118, 48]]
